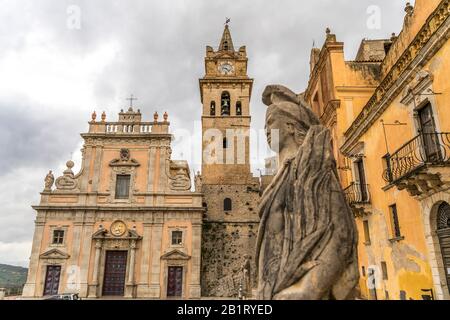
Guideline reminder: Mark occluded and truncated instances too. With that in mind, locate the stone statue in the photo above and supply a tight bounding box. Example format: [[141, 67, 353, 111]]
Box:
[[194, 171, 203, 192], [44, 170, 54, 191], [255, 85, 359, 300], [242, 254, 252, 297]]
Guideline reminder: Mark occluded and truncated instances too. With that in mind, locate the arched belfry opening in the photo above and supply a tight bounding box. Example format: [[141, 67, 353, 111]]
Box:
[[236, 101, 242, 116], [210, 101, 216, 116], [221, 92, 231, 116]]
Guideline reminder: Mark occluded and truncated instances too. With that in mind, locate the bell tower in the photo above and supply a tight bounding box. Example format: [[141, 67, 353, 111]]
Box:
[[199, 24, 254, 185], [199, 24, 260, 298]]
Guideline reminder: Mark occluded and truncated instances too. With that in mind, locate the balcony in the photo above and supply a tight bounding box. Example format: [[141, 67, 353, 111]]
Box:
[[383, 132, 450, 197], [344, 182, 371, 217]]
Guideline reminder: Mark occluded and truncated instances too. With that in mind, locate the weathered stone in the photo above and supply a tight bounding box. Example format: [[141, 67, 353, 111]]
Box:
[[256, 85, 359, 300]]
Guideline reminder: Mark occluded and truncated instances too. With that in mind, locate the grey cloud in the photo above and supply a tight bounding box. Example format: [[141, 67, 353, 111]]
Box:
[[0, 0, 412, 264]]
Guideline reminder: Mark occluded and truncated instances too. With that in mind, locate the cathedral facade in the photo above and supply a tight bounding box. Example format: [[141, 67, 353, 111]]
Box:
[[22, 109, 204, 299]]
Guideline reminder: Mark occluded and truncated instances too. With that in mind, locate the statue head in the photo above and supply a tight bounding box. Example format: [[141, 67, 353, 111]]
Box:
[[262, 85, 320, 152]]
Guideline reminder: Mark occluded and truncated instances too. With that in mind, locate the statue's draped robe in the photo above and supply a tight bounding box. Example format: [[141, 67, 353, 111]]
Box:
[[255, 125, 357, 299]]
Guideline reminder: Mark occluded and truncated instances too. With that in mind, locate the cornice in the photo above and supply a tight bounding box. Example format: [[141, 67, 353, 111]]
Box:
[[32, 205, 206, 212]]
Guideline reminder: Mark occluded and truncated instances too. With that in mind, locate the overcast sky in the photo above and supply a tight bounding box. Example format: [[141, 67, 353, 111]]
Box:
[[0, 0, 412, 267]]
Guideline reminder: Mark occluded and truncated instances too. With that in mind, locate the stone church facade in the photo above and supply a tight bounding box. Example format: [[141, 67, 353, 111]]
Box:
[[22, 108, 204, 299], [23, 24, 260, 299], [198, 25, 260, 297]]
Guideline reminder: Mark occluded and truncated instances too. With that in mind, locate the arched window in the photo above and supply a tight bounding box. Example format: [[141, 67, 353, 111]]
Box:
[[437, 202, 450, 230], [223, 41, 229, 51], [221, 92, 231, 116], [223, 137, 228, 149], [210, 101, 216, 116], [236, 101, 242, 116], [224, 198, 232, 211]]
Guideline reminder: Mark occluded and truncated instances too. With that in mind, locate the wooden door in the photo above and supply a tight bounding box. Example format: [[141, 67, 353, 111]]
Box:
[[43, 265, 61, 296], [419, 103, 441, 161], [167, 266, 183, 297], [102, 251, 127, 296]]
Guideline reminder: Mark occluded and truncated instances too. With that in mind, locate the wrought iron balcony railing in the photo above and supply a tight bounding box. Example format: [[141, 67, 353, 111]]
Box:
[[383, 132, 450, 183], [344, 182, 371, 205]]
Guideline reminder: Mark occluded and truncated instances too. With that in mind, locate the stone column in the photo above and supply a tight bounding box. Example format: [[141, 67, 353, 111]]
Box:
[[79, 219, 95, 297], [125, 240, 137, 298], [22, 214, 46, 297], [149, 218, 164, 298], [88, 239, 102, 298], [188, 220, 202, 299], [137, 222, 152, 296]]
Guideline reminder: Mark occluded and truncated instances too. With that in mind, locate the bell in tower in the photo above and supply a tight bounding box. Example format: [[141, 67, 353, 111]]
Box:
[[221, 92, 231, 116]]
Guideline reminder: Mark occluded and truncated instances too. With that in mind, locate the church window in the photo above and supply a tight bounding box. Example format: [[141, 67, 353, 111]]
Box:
[[115, 174, 131, 199], [223, 41, 229, 50], [223, 137, 228, 149], [52, 230, 65, 245], [171, 231, 183, 245], [221, 92, 231, 116], [236, 101, 242, 116], [210, 101, 216, 116], [224, 198, 232, 211]]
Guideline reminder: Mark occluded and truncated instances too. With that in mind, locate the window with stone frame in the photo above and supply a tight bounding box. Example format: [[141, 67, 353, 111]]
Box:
[[363, 220, 371, 245], [171, 230, 183, 246], [115, 174, 131, 199], [52, 229, 65, 245], [381, 261, 389, 280]]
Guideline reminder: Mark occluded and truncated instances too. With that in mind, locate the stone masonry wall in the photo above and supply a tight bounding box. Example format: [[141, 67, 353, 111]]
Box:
[[201, 184, 260, 297]]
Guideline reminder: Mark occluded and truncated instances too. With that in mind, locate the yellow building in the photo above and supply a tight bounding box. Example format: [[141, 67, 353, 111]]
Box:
[[305, 0, 450, 300]]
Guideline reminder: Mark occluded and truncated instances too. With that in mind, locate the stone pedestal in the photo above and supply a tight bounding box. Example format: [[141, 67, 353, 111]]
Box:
[[125, 284, 137, 298], [149, 284, 161, 298], [188, 285, 201, 299], [87, 284, 98, 298], [136, 284, 150, 297], [21, 284, 36, 298]]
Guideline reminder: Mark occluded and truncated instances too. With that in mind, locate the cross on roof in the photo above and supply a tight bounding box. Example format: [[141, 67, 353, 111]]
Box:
[[225, 17, 231, 25], [126, 94, 138, 108]]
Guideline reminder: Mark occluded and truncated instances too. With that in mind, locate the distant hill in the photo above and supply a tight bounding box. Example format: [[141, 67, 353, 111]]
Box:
[[0, 264, 28, 289]]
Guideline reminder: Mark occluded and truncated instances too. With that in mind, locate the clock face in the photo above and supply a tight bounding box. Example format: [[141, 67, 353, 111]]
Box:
[[110, 221, 127, 237], [218, 61, 234, 75]]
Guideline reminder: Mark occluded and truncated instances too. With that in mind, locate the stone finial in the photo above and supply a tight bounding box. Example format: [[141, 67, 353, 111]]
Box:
[[163, 111, 168, 122], [405, 2, 414, 15], [101, 111, 106, 122], [91, 111, 97, 121], [154, 111, 159, 122], [65, 160, 75, 175]]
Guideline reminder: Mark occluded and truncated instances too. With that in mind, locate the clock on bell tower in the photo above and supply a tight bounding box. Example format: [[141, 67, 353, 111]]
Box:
[[199, 23, 254, 185]]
